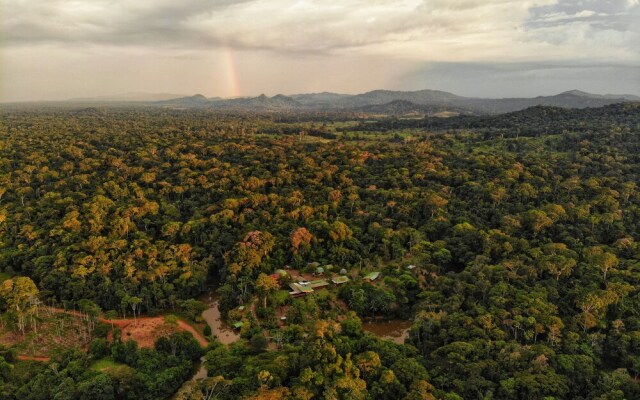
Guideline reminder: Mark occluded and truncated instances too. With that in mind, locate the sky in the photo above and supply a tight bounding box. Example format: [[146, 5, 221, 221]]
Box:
[[1, 0, 639, 102]]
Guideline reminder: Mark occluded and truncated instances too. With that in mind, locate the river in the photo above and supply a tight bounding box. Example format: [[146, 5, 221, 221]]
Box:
[[192, 287, 241, 380], [191, 289, 411, 380], [362, 319, 412, 344], [200, 290, 241, 345]]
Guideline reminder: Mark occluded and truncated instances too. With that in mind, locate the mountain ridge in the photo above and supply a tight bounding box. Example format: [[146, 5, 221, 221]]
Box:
[[155, 88, 635, 114], [15, 89, 637, 115]]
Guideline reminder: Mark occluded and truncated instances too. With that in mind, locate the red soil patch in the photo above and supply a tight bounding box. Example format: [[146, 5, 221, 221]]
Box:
[[48, 307, 208, 348], [116, 317, 174, 348], [17, 355, 50, 362], [45, 308, 209, 347], [107, 317, 208, 348], [6, 309, 207, 362]]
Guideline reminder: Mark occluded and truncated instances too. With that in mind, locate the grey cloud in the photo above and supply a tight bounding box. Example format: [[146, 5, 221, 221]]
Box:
[[526, 0, 639, 32], [0, 1, 542, 50], [3, 0, 249, 46], [523, 0, 639, 56], [529, 0, 633, 19], [2, 0, 639, 102], [3, 0, 638, 61]]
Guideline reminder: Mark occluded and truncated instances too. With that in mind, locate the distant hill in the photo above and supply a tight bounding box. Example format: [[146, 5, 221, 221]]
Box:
[[356, 100, 427, 115], [290, 92, 352, 106], [69, 92, 188, 102], [59, 88, 638, 115], [458, 91, 640, 114], [336, 89, 464, 108], [560, 90, 640, 101], [212, 94, 302, 110], [431, 102, 640, 131], [157, 94, 213, 107], [355, 99, 469, 116], [352, 102, 640, 136]]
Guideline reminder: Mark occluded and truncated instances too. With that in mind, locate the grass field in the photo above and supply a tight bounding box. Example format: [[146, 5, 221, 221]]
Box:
[[91, 357, 124, 371]]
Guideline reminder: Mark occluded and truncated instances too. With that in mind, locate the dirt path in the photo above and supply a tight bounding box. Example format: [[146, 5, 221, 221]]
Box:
[[176, 320, 208, 347]]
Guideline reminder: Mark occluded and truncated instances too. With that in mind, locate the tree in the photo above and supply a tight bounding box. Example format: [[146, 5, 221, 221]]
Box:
[[127, 296, 143, 325], [522, 209, 553, 236], [180, 299, 207, 321], [538, 243, 578, 281], [76, 374, 115, 400], [0, 277, 39, 335], [291, 227, 313, 255], [424, 193, 448, 217], [226, 231, 275, 276], [585, 246, 618, 281], [355, 351, 381, 380], [255, 273, 279, 309], [329, 221, 352, 243]]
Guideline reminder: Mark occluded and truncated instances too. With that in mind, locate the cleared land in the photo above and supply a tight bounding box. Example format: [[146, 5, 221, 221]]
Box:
[[0, 307, 208, 360]]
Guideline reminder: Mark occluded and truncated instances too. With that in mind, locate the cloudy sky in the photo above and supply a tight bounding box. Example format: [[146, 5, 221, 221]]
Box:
[[2, 0, 639, 101]]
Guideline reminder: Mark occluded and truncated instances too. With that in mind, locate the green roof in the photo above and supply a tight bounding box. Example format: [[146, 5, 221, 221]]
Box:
[[332, 276, 350, 284], [233, 322, 244, 329], [363, 271, 381, 281], [290, 283, 313, 293], [309, 279, 330, 288]]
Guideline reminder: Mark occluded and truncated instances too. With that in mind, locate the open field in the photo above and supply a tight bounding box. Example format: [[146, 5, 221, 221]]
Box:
[[90, 356, 125, 371], [109, 315, 208, 348], [0, 307, 208, 360]]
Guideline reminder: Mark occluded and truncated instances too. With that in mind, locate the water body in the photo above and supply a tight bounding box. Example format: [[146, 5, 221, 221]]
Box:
[[193, 287, 241, 380], [192, 360, 208, 380], [201, 296, 241, 345], [362, 319, 412, 344]]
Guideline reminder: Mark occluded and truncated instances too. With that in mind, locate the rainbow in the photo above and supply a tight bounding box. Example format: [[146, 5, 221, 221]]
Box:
[[223, 46, 241, 98]]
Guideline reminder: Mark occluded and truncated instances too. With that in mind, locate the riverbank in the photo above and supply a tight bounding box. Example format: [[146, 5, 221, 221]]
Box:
[[362, 319, 412, 344]]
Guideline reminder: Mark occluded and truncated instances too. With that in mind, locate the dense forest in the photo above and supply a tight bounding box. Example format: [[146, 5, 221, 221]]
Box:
[[1, 103, 640, 399]]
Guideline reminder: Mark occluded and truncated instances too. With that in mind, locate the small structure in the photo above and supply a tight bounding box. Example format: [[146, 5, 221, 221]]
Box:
[[363, 271, 381, 282], [316, 266, 325, 275], [233, 321, 244, 330], [332, 275, 350, 285], [309, 279, 330, 289], [289, 282, 314, 297], [406, 265, 417, 270], [339, 268, 348, 275], [238, 306, 245, 311], [288, 279, 330, 296]]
